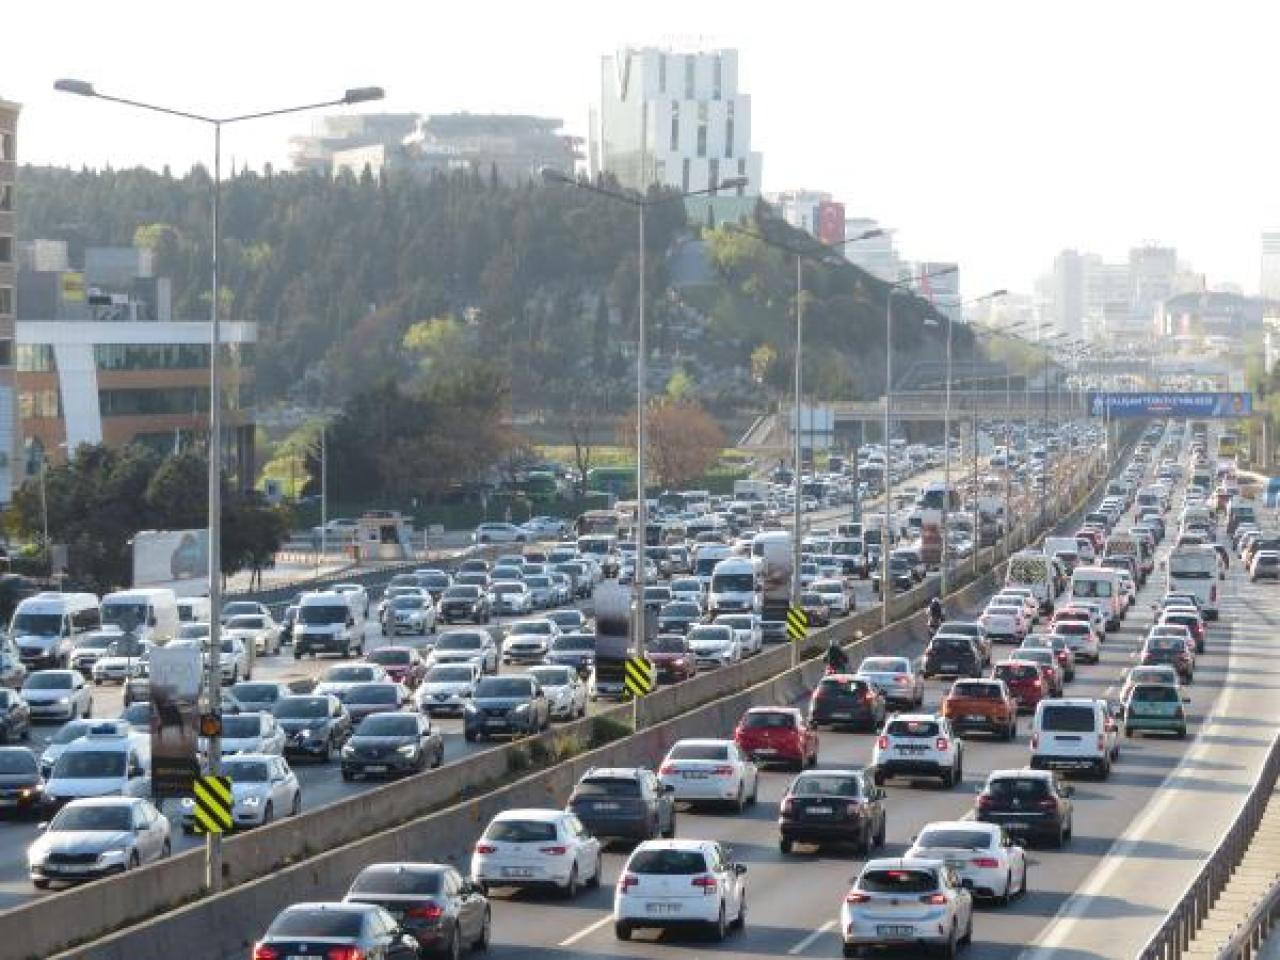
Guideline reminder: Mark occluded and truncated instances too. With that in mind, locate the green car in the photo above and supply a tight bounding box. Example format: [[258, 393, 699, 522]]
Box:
[[1122, 684, 1188, 738]]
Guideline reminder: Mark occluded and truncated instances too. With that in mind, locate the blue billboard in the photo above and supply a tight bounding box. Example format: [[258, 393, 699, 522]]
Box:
[[1087, 392, 1252, 418]]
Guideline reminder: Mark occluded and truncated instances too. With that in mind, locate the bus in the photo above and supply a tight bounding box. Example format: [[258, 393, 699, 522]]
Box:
[[1216, 432, 1239, 462], [586, 467, 635, 498]]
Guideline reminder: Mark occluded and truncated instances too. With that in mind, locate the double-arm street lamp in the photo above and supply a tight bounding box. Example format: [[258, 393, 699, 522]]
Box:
[[54, 79, 384, 893], [541, 170, 747, 654]]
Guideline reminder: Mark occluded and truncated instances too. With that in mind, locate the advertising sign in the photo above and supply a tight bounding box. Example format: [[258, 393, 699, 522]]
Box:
[[149, 644, 203, 799], [816, 200, 846, 246], [1087, 392, 1252, 419], [132, 529, 209, 596], [60, 271, 85, 303]]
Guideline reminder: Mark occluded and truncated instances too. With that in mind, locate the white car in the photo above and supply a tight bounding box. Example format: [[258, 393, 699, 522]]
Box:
[[415, 662, 482, 715], [180, 754, 300, 832], [205, 711, 286, 756], [471, 808, 602, 897], [1049, 621, 1101, 664], [312, 663, 389, 700], [28, 797, 170, 888], [216, 635, 252, 684], [614, 839, 748, 942], [90, 639, 151, 685], [220, 600, 271, 624], [383, 594, 437, 637], [331, 583, 370, 618], [526, 665, 588, 720], [993, 589, 1039, 625], [980, 603, 1029, 644], [712, 614, 763, 657], [427, 630, 498, 674], [521, 516, 570, 539], [841, 857, 974, 957], [658, 738, 759, 811], [224, 614, 280, 657], [473, 522, 527, 545], [490, 581, 533, 617], [669, 577, 706, 608], [686, 624, 741, 669], [503, 619, 561, 665], [855, 657, 924, 709], [812, 578, 853, 616], [22, 669, 93, 721], [872, 714, 964, 788], [906, 820, 1027, 905]]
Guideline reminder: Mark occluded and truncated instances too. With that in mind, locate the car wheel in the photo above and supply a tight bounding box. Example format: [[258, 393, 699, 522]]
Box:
[[291, 791, 302, 817], [710, 904, 728, 942], [262, 801, 274, 826], [161, 839, 172, 858], [561, 865, 578, 899], [939, 927, 958, 959], [940, 766, 955, 789], [128, 852, 140, 872], [464, 729, 478, 743], [474, 908, 491, 951], [960, 913, 973, 946], [1006, 719, 1018, 741], [998, 872, 1013, 907], [873, 769, 886, 787], [780, 837, 793, 854], [733, 892, 747, 930], [588, 852, 602, 888], [615, 922, 633, 941], [32, 879, 50, 890], [875, 814, 886, 847], [732, 785, 745, 814]]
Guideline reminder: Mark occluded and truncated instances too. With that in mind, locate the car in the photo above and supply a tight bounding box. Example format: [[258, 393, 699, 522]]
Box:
[[68, 631, 120, 677], [527, 665, 589, 721], [669, 577, 705, 606], [344, 862, 492, 958], [428, 629, 498, 674], [1018, 634, 1077, 682], [855, 656, 925, 709], [220, 600, 271, 624], [778, 767, 886, 854], [463, 675, 550, 741], [657, 601, 702, 635], [0, 688, 32, 743], [365, 646, 428, 689], [1119, 664, 1180, 702], [733, 706, 819, 770], [712, 613, 764, 657], [975, 767, 1075, 847], [215, 635, 251, 684], [416, 662, 482, 716], [545, 609, 589, 634], [686, 624, 740, 669], [798, 591, 832, 627], [489, 581, 533, 617], [812, 578, 854, 615], [906, 820, 1027, 905], [1010, 648, 1064, 696], [808, 674, 887, 732], [90, 636, 150, 685], [27, 796, 170, 888], [331, 583, 371, 618], [1048, 619, 1101, 664], [206, 711, 286, 756], [438, 585, 492, 625], [840, 857, 973, 958], [613, 839, 747, 942], [922, 634, 984, 679], [342, 711, 443, 780], [546, 631, 597, 678], [0, 746, 47, 818], [1160, 610, 1205, 654], [1140, 631, 1195, 683], [1122, 683, 1190, 738], [980, 602, 1029, 644], [22, 669, 93, 722], [273, 694, 352, 763], [223, 613, 279, 657], [940, 678, 1018, 740], [522, 574, 557, 610], [471, 808, 602, 898], [341, 681, 412, 725], [384, 594, 438, 637], [648, 634, 698, 684], [227, 680, 293, 715], [473, 522, 527, 545], [503, 619, 561, 665], [1250, 550, 1280, 581], [313, 663, 390, 700], [934, 622, 991, 664], [658, 738, 759, 811], [1030, 698, 1119, 778], [871, 714, 964, 788], [413, 570, 454, 603], [379, 585, 428, 623], [567, 767, 677, 843], [253, 902, 420, 960], [182, 754, 301, 832], [37, 718, 127, 779]]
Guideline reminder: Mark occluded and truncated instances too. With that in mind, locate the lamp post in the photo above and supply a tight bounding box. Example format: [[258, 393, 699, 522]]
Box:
[[55, 79, 384, 894], [542, 170, 748, 655]]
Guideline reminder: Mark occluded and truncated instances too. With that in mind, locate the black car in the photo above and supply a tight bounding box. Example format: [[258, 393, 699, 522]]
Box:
[[345, 862, 490, 957], [254, 903, 420, 960], [871, 556, 915, 594], [274, 694, 352, 762], [567, 767, 677, 843], [438, 586, 491, 625], [341, 712, 443, 780], [778, 768, 887, 854], [922, 635, 983, 679], [0, 688, 31, 743], [277, 605, 298, 646], [463, 675, 550, 741], [0, 746, 45, 817], [414, 571, 453, 603], [976, 769, 1075, 847], [341, 682, 411, 725], [656, 601, 701, 636], [808, 675, 886, 732], [546, 632, 596, 678]]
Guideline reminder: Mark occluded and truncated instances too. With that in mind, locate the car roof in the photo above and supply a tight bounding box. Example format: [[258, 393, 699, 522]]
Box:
[[987, 767, 1054, 781], [631, 838, 715, 853], [582, 767, 646, 780], [862, 857, 945, 872], [670, 738, 733, 747], [63, 795, 141, 808], [493, 808, 566, 822], [916, 819, 998, 834], [885, 713, 938, 723]]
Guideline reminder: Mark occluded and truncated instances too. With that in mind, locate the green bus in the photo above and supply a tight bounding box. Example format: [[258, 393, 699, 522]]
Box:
[[586, 467, 635, 498]]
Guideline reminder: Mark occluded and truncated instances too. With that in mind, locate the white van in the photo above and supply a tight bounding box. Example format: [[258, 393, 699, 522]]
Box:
[[707, 557, 761, 616], [176, 596, 211, 624], [45, 724, 151, 804], [293, 591, 364, 658], [11, 593, 101, 670], [101, 588, 179, 648], [1168, 546, 1219, 620], [1006, 552, 1057, 614], [1030, 698, 1120, 779], [1069, 567, 1125, 630]]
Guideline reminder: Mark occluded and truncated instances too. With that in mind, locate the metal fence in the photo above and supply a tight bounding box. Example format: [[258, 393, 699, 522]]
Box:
[[1140, 730, 1280, 960]]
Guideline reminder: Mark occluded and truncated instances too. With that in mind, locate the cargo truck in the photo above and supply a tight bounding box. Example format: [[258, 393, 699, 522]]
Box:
[[751, 530, 793, 642]]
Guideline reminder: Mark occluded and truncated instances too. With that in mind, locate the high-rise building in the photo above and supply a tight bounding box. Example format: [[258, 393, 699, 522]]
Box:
[[592, 46, 762, 223], [288, 113, 420, 174], [841, 216, 901, 282], [0, 98, 20, 504], [1044, 249, 1086, 337], [1129, 243, 1178, 322], [1261, 231, 1280, 300]]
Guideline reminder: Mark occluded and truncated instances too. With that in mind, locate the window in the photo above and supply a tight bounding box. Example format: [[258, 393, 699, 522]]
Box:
[[696, 103, 708, 157], [658, 53, 667, 93], [0, 237, 11, 263], [94, 343, 253, 371], [669, 101, 680, 152], [713, 56, 723, 100], [684, 57, 695, 99], [0, 132, 12, 163], [708, 158, 719, 191], [0, 286, 11, 315], [0, 339, 13, 368], [725, 102, 735, 158], [682, 157, 690, 192], [18, 389, 60, 419], [0, 185, 11, 211], [736, 158, 747, 194]]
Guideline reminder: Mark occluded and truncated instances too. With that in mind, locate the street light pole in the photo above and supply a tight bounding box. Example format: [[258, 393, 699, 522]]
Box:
[[55, 79, 384, 894]]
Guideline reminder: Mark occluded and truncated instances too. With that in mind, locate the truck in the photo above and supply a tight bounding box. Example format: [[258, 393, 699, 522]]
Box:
[[692, 544, 734, 588], [919, 508, 943, 569], [1005, 551, 1057, 614], [751, 531, 793, 642], [708, 557, 761, 616], [1167, 546, 1219, 620], [733, 479, 770, 502], [589, 582, 638, 700], [1103, 532, 1147, 585]]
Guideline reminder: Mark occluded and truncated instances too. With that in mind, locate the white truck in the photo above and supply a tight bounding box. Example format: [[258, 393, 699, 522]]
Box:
[[1005, 552, 1057, 614], [1167, 545, 1220, 620], [751, 531, 793, 642]]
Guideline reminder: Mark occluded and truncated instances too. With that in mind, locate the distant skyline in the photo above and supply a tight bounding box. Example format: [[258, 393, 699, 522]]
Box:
[[7, 0, 1280, 299]]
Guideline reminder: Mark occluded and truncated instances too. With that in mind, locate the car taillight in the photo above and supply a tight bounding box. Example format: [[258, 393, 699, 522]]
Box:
[[972, 857, 1000, 868], [845, 891, 871, 904], [877, 735, 889, 750], [252, 947, 281, 960], [894, 675, 910, 685], [1038, 798, 1058, 811], [711, 765, 735, 776], [326, 949, 366, 960], [1030, 677, 1042, 688], [619, 873, 639, 893], [659, 763, 676, 775], [920, 893, 948, 905], [1097, 734, 1106, 751], [406, 903, 444, 921], [781, 797, 794, 815], [541, 845, 568, 855], [692, 875, 719, 894], [474, 843, 497, 854], [935, 737, 949, 752]]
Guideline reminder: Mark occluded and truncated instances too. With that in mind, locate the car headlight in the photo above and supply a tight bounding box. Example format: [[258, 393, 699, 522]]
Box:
[[99, 848, 128, 863], [181, 797, 195, 809], [396, 744, 417, 756], [341, 744, 355, 757], [514, 703, 530, 714], [56, 697, 70, 705]]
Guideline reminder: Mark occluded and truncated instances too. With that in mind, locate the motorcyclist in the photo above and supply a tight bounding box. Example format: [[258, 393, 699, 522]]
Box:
[[928, 596, 945, 627], [824, 636, 850, 673]]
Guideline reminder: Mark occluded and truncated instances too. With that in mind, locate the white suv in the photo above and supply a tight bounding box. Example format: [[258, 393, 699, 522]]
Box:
[[614, 839, 748, 942], [872, 714, 964, 788], [1030, 698, 1120, 779]]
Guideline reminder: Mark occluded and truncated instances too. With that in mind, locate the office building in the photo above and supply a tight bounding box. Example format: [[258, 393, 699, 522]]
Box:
[[288, 113, 419, 174], [592, 46, 762, 223], [1262, 231, 1280, 300], [1129, 243, 1178, 323], [0, 98, 19, 504], [841, 216, 902, 283]]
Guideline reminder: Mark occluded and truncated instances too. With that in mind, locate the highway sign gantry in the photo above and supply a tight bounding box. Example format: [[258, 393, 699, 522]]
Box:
[[191, 774, 233, 834], [624, 656, 655, 698], [787, 605, 810, 642]]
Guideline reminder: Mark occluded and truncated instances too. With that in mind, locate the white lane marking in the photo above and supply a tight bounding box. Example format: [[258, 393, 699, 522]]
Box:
[[558, 913, 614, 947], [788, 919, 837, 955]]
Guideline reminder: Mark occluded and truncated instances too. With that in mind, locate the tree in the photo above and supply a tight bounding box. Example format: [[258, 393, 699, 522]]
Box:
[[621, 399, 727, 490], [222, 492, 293, 589]]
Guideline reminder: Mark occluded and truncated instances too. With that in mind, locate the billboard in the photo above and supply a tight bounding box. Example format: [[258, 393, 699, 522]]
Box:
[[149, 644, 202, 799], [1087, 392, 1252, 419], [132, 529, 209, 596], [817, 200, 846, 246]]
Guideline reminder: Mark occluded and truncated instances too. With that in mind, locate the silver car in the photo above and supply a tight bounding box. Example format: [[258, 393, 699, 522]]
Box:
[[856, 656, 925, 709], [428, 630, 498, 674], [28, 796, 170, 887], [22, 670, 93, 722], [526, 665, 588, 721], [313, 663, 389, 700], [840, 857, 974, 956], [180, 754, 300, 832], [204, 711, 287, 756], [415, 663, 481, 716]]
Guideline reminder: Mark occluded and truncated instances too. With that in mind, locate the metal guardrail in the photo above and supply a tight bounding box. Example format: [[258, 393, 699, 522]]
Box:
[[1140, 731, 1280, 960], [1219, 871, 1280, 960]]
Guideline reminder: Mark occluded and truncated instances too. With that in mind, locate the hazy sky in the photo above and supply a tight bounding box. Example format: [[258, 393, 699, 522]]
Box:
[[7, 0, 1280, 297]]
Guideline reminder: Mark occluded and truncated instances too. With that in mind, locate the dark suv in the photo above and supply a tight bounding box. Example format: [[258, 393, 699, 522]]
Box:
[[922, 635, 983, 679], [975, 768, 1074, 847], [463, 675, 549, 741], [567, 767, 677, 843], [808, 675, 886, 732]]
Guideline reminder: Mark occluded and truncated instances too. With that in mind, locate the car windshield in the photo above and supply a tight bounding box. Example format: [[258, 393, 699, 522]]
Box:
[[76, 635, 117, 650], [102, 603, 148, 628], [12, 613, 62, 635], [917, 828, 993, 850], [860, 658, 908, 674], [267, 909, 364, 939], [345, 685, 398, 704], [475, 678, 533, 698], [485, 819, 557, 843], [859, 869, 938, 894], [0, 750, 36, 774], [492, 584, 524, 596], [436, 633, 483, 650], [529, 668, 574, 687], [390, 597, 423, 610], [576, 777, 641, 797], [51, 804, 133, 832], [661, 603, 701, 618], [1147, 636, 1185, 651], [988, 776, 1049, 800], [54, 751, 126, 779], [712, 574, 755, 592], [1041, 705, 1096, 731], [886, 719, 940, 738], [510, 622, 550, 636], [227, 616, 265, 630], [357, 715, 418, 736], [668, 742, 729, 761], [790, 774, 861, 797], [300, 605, 348, 625], [741, 711, 796, 729], [350, 867, 443, 896], [324, 667, 375, 683], [951, 682, 1002, 699], [427, 666, 474, 683], [1131, 685, 1180, 703], [274, 697, 328, 719], [221, 760, 272, 782], [25, 673, 71, 690], [233, 684, 280, 703], [817, 677, 870, 695], [687, 626, 732, 644], [222, 603, 259, 618], [368, 649, 413, 667], [444, 586, 481, 599], [221, 715, 262, 738], [650, 636, 687, 653], [628, 849, 709, 875], [106, 637, 148, 658], [179, 624, 210, 640], [553, 634, 594, 651]]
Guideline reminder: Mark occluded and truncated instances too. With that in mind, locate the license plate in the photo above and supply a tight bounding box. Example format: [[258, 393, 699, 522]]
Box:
[[286, 954, 323, 960], [877, 925, 915, 937], [966, 714, 986, 722], [502, 867, 534, 878], [1002, 821, 1027, 830], [0, 797, 16, 807], [754, 748, 777, 755], [942, 664, 958, 671], [831, 711, 852, 719], [485, 719, 506, 727], [646, 902, 682, 914], [684, 771, 708, 779], [593, 801, 620, 810], [364, 765, 388, 773], [807, 805, 833, 814], [946, 859, 965, 868]]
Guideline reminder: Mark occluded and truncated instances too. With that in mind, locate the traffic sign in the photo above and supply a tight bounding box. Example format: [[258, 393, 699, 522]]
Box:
[[623, 656, 655, 698], [191, 775, 233, 834], [786, 606, 809, 642]]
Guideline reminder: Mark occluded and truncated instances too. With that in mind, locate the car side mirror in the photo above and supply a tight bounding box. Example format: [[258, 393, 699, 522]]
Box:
[[733, 863, 748, 876]]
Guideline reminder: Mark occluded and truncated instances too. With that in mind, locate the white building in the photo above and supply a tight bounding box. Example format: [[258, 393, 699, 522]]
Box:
[[1261, 231, 1280, 300], [592, 47, 762, 222], [841, 216, 902, 283]]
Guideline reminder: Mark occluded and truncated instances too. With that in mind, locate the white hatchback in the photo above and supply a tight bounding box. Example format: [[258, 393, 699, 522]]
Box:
[[841, 857, 974, 956], [471, 808, 602, 898], [905, 820, 1027, 905], [614, 839, 748, 942], [658, 739, 759, 811]]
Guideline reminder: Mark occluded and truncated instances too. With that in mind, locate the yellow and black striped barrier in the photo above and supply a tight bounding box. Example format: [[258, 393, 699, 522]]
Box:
[[191, 774, 233, 834]]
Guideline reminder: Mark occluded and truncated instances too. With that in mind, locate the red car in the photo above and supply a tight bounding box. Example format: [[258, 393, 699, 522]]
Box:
[[648, 634, 698, 684], [734, 706, 819, 771], [992, 659, 1047, 713], [363, 646, 427, 689]]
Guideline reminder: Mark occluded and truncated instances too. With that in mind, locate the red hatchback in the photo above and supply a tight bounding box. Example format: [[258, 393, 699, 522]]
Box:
[[734, 707, 819, 771], [363, 646, 427, 689], [992, 660, 1047, 713]]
